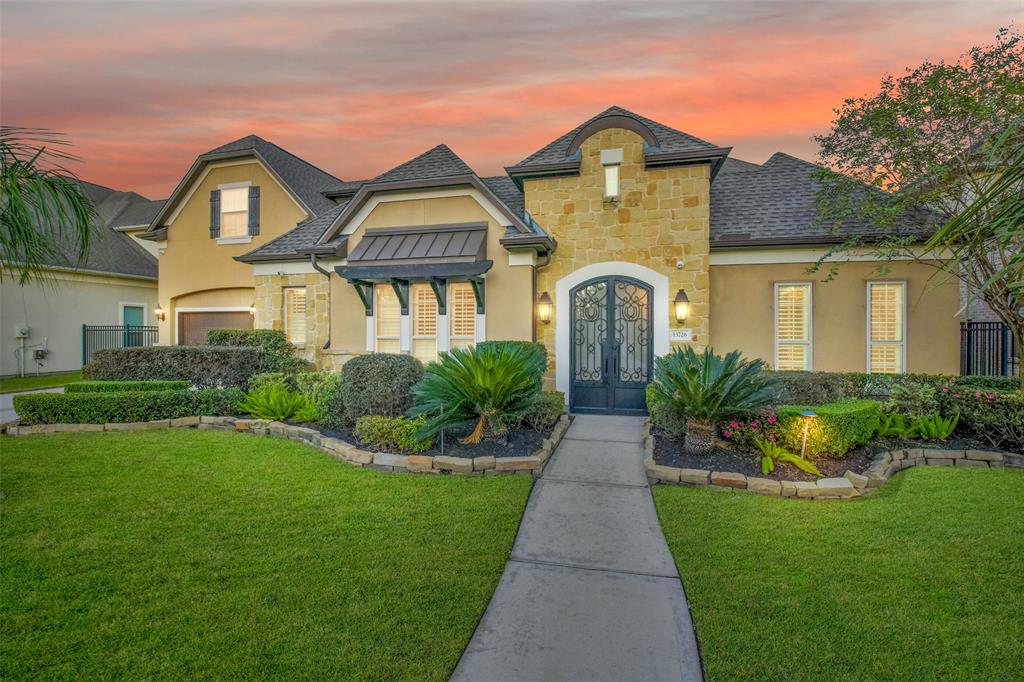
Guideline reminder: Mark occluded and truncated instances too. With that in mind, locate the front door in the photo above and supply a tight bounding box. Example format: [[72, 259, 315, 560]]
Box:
[[570, 276, 652, 414], [122, 305, 145, 347]]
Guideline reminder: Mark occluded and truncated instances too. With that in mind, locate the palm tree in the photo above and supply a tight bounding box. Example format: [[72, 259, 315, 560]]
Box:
[[0, 127, 98, 284], [649, 347, 780, 454]]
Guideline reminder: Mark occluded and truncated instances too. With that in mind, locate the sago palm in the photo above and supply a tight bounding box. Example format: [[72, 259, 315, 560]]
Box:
[[409, 343, 545, 444], [650, 347, 780, 454]]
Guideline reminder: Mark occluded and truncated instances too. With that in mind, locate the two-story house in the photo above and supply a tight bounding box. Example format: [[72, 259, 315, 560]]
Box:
[[140, 107, 959, 414]]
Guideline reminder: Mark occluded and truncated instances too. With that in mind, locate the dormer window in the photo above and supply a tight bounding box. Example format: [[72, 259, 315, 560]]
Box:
[[601, 148, 623, 199]]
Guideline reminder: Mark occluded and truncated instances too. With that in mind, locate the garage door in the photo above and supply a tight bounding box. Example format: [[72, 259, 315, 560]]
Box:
[[177, 311, 252, 345]]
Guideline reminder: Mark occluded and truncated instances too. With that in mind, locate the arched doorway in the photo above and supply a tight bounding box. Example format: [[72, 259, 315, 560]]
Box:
[[570, 276, 652, 414]]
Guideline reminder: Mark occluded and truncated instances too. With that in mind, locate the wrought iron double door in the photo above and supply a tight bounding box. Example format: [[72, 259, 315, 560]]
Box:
[[570, 276, 652, 414]]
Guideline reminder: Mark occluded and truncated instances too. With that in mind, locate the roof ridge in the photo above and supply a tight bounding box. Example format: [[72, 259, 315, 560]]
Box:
[[258, 137, 346, 185], [371, 143, 474, 183]]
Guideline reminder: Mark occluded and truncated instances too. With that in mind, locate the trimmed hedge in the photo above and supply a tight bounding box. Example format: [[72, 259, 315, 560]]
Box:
[[13, 388, 243, 425], [341, 353, 423, 422], [65, 380, 189, 393], [776, 399, 881, 458], [773, 370, 1019, 405], [206, 328, 308, 373], [353, 415, 434, 454], [85, 346, 261, 388]]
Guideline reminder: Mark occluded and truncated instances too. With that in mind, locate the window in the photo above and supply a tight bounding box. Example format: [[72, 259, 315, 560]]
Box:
[[450, 282, 477, 350], [284, 287, 307, 346], [375, 285, 401, 354], [775, 283, 812, 370], [604, 164, 620, 199], [867, 281, 906, 374], [220, 186, 249, 237], [411, 283, 438, 363]]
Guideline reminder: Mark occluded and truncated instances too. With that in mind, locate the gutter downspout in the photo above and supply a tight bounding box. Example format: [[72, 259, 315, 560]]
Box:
[[310, 253, 332, 352]]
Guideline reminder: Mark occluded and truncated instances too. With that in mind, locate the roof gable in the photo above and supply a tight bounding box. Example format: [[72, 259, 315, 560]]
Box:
[[371, 144, 475, 184]]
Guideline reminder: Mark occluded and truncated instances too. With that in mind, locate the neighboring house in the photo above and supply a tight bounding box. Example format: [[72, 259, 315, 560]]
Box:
[[0, 181, 162, 376], [141, 106, 960, 414]]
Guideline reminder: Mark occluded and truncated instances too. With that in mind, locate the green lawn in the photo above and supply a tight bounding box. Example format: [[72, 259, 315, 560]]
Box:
[[0, 370, 82, 394], [1, 430, 531, 681], [654, 467, 1024, 681]]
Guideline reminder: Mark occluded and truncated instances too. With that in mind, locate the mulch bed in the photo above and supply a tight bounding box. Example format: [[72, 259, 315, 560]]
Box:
[[319, 421, 547, 460], [653, 428, 881, 482]]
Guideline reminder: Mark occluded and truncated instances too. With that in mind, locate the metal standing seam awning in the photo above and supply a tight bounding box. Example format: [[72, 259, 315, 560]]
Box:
[[334, 222, 491, 315]]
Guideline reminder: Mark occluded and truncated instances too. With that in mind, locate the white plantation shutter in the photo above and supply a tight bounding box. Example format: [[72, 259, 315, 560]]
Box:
[[284, 287, 307, 346], [219, 187, 249, 237], [449, 283, 477, 349], [375, 286, 401, 354], [868, 282, 905, 373], [411, 283, 438, 363], [775, 283, 811, 370]]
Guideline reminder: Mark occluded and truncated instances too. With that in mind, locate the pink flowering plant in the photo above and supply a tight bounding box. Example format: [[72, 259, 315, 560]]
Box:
[[718, 409, 784, 451]]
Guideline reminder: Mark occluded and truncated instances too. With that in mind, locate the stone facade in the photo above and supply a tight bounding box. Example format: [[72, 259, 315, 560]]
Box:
[[526, 127, 711, 385], [253, 273, 332, 365]]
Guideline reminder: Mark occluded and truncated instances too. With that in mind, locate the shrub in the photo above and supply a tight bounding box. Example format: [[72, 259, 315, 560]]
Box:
[[206, 328, 308, 373], [885, 382, 938, 419], [941, 389, 1024, 450], [13, 388, 243, 425], [776, 399, 881, 458], [911, 413, 959, 441], [522, 391, 565, 431], [353, 415, 434, 453], [753, 437, 822, 476], [85, 346, 260, 388], [65, 380, 189, 393], [341, 353, 423, 422], [646, 384, 688, 440], [238, 384, 319, 422], [773, 371, 1018, 404], [247, 372, 293, 393], [410, 344, 545, 443], [296, 371, 346, 429], [649, 347, 780, 454]]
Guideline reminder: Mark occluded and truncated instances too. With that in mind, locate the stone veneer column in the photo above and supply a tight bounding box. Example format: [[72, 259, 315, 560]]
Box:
[[253, 273, 331, 365], [526, 127, 711, 388]]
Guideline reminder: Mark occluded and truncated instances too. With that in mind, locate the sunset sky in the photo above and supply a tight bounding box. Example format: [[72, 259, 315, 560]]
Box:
[[2, 0, 1020, 199]]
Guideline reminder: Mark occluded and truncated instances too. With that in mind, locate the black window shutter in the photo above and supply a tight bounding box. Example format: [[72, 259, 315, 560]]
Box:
[[209, 189, 221, 238], [248, 186, 260, 236]]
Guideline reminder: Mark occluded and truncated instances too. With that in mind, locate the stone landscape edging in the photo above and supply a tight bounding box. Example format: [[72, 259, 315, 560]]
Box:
[[1, 414, 574, 477], [641, 418, 1024, 500]]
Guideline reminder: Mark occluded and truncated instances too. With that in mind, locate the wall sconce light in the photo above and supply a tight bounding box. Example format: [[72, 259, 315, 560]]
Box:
[[538, 292, 553, 324], [673, 289, 690, 323], [154, 305, 166, 321], [799, 409, 818, 460]]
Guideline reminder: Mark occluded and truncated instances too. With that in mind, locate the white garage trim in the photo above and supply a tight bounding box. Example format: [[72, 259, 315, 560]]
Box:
[[554, 262, 669, 396]]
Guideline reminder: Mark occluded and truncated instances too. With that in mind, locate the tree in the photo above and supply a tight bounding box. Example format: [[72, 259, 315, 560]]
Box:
[[0, 127, 98, 284], [812, 28, 1024, 386]]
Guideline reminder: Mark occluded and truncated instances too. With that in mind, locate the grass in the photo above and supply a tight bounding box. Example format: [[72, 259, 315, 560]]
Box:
[[653, 467, 1024, 681], [0, 370, 82, 393], [1, 430, 531, 681]]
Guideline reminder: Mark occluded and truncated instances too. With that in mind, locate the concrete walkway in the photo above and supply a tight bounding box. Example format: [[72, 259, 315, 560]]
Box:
[[451, 415, 704, 682]]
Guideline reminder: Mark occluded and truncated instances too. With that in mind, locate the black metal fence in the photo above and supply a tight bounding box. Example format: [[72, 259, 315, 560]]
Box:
[[960, 320, 1019, 377], [82, 324, 159, 365]]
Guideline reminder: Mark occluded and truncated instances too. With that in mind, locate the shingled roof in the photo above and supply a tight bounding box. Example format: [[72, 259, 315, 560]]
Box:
[[371, 144, 474, 184], [710, 153, 933, 246], [511, 105, 724, 171], [0, 179, 159, 279]]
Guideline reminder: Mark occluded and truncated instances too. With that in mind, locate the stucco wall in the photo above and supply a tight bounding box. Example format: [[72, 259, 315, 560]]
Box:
[[526, 127, 711, 387], [710, 260, 960, 374], [0, 269, 157, 375], [156, 160, 309, 344]]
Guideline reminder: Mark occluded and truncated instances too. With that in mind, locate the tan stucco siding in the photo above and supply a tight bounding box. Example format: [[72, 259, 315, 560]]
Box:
[[0, 269, 157, 375], [156, 160, 308, 344], [710, 261, 960, 374], [326, 193, 534, 356]]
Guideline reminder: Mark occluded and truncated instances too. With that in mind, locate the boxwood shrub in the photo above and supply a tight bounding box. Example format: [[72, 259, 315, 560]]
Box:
[[353, 415, 433, 453], [523, 390, 565, 431], [85, 346, 260, 388], [773, 370, 1019, 404], [341, 353, 423, 422], [13, 388, 243, 425], [206, 328, 308, 373], [776, 399, 881, 458], [66, 380, 190, 393]]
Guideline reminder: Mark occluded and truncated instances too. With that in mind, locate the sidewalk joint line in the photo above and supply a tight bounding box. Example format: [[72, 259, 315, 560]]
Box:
[[507, 556, 680, 580], [540, 475, 648, 489]]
